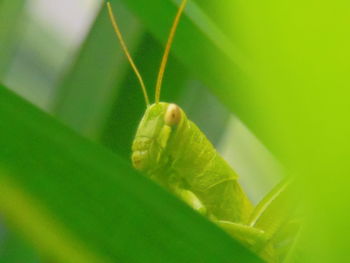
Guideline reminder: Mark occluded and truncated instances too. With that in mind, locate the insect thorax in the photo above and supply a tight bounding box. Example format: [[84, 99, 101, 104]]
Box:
[[158, 114, 253, 222]]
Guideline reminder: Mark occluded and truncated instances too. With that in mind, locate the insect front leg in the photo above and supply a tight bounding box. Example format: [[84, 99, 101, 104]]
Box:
[[173, 187, 207, 216], [167, 173, 207, 216]]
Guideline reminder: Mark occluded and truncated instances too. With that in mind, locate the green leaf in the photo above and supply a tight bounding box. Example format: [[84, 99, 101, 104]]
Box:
[[0, 84, 262, 262]]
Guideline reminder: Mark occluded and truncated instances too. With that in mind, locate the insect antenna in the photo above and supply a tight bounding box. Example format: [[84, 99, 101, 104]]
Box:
[[155, 0, 188, 103], [107, 1, 150, 106]]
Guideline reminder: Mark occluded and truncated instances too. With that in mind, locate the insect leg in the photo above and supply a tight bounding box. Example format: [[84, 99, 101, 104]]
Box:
[[173, 188, 207, 216]]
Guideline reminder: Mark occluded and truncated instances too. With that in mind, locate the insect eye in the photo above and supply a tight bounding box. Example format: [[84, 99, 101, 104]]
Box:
[[165, 104, 181, 126]]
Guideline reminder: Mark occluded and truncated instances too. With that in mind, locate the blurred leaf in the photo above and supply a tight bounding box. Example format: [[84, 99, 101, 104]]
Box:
[[54, 2, 144, 139], [195, 1, 350, 263], [0, 227, 40, 263], [0, 0, 25, 79], [0, 84, 262, 263]]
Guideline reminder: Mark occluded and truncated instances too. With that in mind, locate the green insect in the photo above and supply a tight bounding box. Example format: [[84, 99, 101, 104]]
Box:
[[107, 1, 297, 262]]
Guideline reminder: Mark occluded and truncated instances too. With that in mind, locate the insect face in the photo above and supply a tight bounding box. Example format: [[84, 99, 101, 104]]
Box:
[[132, 103, 182, 173]]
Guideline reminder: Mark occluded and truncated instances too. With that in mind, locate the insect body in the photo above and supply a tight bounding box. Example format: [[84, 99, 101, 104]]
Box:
[[131, 102, 253, 224], [107, 1, 296, 262], [130, 103, 277, 261]]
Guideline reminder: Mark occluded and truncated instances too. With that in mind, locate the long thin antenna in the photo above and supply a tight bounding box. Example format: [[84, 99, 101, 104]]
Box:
[[107, 2, 150, 106], [155, 0, 188, 103]]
